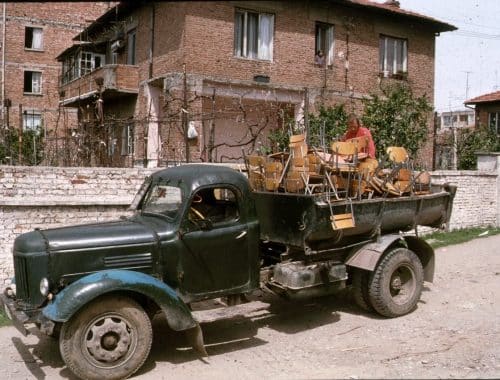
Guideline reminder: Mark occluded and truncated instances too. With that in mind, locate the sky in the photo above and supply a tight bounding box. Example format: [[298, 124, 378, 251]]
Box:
[[376, 0, 500, 113]]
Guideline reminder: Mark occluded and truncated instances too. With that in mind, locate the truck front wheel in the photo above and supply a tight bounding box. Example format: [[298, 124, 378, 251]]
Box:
[[59, 295, 153, 380], [368, 248, 423, 318]]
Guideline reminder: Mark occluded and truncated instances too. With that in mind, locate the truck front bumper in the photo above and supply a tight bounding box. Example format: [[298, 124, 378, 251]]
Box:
[[0, 292, 29, 336]]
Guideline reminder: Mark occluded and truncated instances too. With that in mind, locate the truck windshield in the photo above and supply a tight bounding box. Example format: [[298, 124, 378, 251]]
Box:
[[141, 184, 183, 220]]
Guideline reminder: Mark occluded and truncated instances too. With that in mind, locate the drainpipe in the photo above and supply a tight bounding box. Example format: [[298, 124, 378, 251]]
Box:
[[149, 2, 155, 79], [2, 3, 6, 125]]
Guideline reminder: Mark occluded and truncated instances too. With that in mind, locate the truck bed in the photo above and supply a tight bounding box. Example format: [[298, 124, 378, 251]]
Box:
[[253, 184, 456, 251]]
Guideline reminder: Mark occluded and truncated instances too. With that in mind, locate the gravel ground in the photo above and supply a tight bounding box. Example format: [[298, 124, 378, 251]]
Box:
[[0, 234, 499, 379]]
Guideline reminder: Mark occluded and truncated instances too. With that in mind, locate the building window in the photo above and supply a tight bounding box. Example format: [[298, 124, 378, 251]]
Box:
[[379, 35, 407, 77], [25, 27, 43, 50], [24, 71, 42, 94], [234, 9, 274, 61], [489, 112, 500, 134], [127, 29, 136, 65], [23, 110, 42, 131], [315, 22, 334, 66], [80, 51, 105, 76], [121, 124, 134, 155]]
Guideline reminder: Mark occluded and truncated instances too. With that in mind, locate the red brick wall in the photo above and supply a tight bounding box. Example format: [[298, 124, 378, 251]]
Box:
[[63, 1, 439, 166], [2, 2, 112, 133]]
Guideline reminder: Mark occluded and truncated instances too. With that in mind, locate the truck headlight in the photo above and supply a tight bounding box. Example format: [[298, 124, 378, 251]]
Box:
[[40, 278, 50, 296]]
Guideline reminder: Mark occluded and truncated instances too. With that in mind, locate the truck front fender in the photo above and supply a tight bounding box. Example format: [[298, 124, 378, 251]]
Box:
[[345, 234, 435, 282], [42, 270, 197, 331]]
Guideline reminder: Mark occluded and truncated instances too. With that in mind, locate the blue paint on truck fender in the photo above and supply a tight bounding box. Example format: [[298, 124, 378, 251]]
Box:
[[42, 269, 197, 331]]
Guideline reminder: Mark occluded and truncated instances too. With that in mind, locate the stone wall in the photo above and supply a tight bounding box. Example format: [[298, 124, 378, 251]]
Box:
[[431, 170, 498, 230], [0, 164, 498, 284]]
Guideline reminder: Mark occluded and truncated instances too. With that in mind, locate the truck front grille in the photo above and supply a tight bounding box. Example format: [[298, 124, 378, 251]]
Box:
[[14, 256, 30, 300]]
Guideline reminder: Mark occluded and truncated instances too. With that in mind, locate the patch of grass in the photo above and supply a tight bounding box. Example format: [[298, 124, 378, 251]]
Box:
[[0, 309, 12, 327], [424, 227, 500, 249]]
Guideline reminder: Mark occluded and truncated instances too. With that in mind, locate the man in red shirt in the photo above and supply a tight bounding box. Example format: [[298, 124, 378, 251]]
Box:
[[343, 115, 376, 158]]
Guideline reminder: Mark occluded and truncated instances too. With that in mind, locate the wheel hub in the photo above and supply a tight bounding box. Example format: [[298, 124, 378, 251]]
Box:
[[391, 276, 402, 290], [86, 317, 131, 363]]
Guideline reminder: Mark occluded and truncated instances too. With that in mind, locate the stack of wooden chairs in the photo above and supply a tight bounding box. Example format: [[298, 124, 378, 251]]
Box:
[[243, 137, 431, 199]]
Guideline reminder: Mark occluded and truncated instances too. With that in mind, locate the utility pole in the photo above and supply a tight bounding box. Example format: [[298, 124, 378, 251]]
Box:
[[463, 71, 472, 100]]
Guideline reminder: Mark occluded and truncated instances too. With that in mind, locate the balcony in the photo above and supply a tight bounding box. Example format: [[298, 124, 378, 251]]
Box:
[[59, 64, 139, 107]]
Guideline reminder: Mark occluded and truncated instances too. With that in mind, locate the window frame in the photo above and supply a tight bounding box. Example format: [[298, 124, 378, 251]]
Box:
[[79, 51, 105, 77], [24, 26, 44, 51], [22, 110, 42, 132], [23, 70, 42, 95], [121, 124, 134, 156], [234, 8, 274, 61], [315, 22, 334, 66], [127, 29, 137, 65], [488, 112, 500, 134], [379, 34, 408, 79]]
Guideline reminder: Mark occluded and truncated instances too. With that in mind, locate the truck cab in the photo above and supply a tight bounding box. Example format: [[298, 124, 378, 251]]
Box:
[[136, 164, 260, 302]]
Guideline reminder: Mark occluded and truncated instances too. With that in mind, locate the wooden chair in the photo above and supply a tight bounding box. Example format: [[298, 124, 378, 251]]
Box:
[[264, 161, 283, 192], [329, 141, 359, 199], [354, 157, 379, 199], [289, 134, 308, 158], [380, 146, 413, 196], [284, 170, 305, 193], [346, 136, 369, 160], [244, 155, 265, 191]]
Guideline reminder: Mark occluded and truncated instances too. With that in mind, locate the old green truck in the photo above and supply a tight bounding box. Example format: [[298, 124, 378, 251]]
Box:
[[1, 164, 456, 380]]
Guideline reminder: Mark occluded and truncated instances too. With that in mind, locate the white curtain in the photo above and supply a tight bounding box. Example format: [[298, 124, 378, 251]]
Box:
[[325, 26, 334, 65], [258, 13, 273, 60], [32, 72, 41, 93], [32, 28, 42, 49]]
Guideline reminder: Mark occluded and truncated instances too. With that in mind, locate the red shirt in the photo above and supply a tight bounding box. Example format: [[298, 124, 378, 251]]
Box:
[[344, 127, 376, 158]]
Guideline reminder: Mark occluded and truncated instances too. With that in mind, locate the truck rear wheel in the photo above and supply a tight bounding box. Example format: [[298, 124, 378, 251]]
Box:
[[351, 269, 374, 312], [59, 295, 152, 380], [368, 247, 423, 317]]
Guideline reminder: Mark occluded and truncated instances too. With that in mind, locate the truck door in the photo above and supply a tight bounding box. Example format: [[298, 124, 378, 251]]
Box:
[[179, 186, 251, 297]]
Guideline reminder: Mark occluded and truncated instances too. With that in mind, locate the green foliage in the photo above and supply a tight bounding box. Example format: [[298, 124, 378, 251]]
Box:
[[361, 83, 432, 158], [265, 127, 289, 154], [455, 124, 499, 169], [425, 227, 500, 249], [0, 127, 44, 165], [308, 105, 348, 148], [0, 310, 11, 327]]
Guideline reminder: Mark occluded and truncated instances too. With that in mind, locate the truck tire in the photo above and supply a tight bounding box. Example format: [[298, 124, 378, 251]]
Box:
[[59, 295, 153, 380], [351, 269, 374, 312], [368, 247, 423, 318]]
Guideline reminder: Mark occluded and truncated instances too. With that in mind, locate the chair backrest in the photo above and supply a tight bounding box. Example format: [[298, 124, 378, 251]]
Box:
[[246, 155, 265, 168], [291, 156, 309, 172], [284, 170, 305, 192], [289, 134, 308, 158], [357, 158, 379, 176], [264, 161, 283, 191], [386, 146, 409, 164], [307, 153, 322, 174], [347, 136, 369, 152], [331, 141, 357, 157]]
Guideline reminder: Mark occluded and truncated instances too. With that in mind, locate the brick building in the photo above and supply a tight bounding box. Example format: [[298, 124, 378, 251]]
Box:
[[57, 0, 455, 168], [465, 90, 500, 135], [0, 2, 113, 165]]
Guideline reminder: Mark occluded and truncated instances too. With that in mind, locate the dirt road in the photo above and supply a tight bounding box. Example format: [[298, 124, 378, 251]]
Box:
[[0, 234, 499, 379]]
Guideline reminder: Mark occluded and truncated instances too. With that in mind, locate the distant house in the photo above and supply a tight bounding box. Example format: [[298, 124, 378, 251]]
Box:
[[437, 110, 475, 133], [56, 0, 455, 168], [464, 90, 500, 135]]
